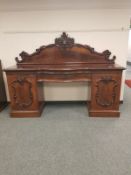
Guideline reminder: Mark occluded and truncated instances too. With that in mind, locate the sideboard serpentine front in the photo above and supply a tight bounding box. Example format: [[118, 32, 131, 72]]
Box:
[[4, 32, 125, 117]]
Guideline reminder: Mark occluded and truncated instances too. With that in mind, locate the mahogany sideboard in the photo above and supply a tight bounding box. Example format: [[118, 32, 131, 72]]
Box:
[[4, 32, 125, 117]]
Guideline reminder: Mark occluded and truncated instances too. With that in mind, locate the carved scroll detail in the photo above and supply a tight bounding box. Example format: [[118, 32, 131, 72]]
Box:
[[11, 77, 33, 109], [102, 50, 116, 62], [95, 76, 118, 107], [55, 32, 74, 48], [15, 51, 29, 63]]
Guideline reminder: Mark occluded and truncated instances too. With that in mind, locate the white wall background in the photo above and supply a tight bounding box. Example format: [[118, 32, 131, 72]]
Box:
[[0, 9, 130, 101]]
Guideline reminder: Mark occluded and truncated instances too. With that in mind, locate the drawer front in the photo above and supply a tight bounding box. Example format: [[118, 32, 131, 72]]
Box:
[[37, 72, 91, 82]]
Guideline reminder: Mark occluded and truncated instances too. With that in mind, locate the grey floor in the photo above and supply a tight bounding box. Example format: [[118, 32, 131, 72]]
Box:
[[0, 69, 131, 175]]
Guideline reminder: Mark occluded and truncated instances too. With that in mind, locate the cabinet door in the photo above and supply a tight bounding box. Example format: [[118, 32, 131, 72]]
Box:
[[90, 72, 122, 117], [7, 73, 38, 111]]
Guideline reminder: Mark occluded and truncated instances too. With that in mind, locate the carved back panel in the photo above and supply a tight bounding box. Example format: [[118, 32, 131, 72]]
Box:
[[16, 32, 116, 68]]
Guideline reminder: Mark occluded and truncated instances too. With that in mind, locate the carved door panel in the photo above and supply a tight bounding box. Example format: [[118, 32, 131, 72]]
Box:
[[91, 73, 122, 111], [11, 78, 33, 109], [7, 73, 39, 111]]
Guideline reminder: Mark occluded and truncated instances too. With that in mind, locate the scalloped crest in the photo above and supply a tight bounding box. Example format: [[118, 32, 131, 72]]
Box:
[[15, 32, 116, 64]]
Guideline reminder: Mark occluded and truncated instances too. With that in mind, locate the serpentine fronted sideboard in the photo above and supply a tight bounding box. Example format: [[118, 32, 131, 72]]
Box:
[[4, 32, 125, 117]]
